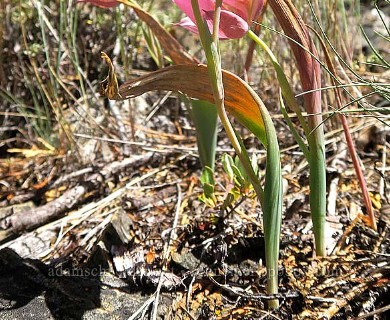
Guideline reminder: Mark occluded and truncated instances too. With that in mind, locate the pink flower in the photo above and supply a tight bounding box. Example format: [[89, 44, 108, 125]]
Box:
[[173, 0, 264, 39], [77, 0, 119, 8]]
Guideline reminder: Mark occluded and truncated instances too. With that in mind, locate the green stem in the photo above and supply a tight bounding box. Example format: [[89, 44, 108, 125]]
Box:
[[279, 91, 310, 159], [248, 30, 326, 256], [191, 0, 264, 204], [239, 82, 282, 309], [247, 30, 310, 136], [191, 1, 281, 307], [213, 0, 222, 45], [308, 129, 326, 256]]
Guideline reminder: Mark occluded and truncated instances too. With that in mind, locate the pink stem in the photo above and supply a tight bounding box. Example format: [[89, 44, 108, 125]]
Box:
[[339, 113, 377, 230]]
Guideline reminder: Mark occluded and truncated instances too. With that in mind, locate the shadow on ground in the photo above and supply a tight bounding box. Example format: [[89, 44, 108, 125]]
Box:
[[0, 248, 153, 319]]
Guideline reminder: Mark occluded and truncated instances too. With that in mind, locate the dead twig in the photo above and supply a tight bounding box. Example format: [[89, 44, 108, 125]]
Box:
[[355, 304, 390, 320], [1, 185, 87, 236]]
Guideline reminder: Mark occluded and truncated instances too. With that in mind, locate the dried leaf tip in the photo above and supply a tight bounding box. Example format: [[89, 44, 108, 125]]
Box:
[[100, 52, 122, 100]]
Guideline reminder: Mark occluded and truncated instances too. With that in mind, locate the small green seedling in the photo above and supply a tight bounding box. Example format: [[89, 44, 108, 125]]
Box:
[[199, 166, 217, 207]]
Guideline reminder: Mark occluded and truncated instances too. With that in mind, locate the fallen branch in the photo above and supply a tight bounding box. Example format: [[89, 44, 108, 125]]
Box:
[[2, 185, 87, 234], [0, 153, 155, 242]]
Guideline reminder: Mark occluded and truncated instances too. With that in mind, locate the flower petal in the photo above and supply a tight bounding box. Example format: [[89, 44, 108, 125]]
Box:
[[172, 0, 214, 22], [250, 0, 265, 20], [176, 16, 200, 35], [222, 0, 250, 20], [204, 10, 249, 39], [222, 0, 264, 21], [173, 0, 254, 39]]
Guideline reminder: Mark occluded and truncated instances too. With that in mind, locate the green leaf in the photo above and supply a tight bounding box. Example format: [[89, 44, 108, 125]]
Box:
[[191, 100, 218, 171], [200, 166, 215, 198], [221, 153, 235, 180]]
